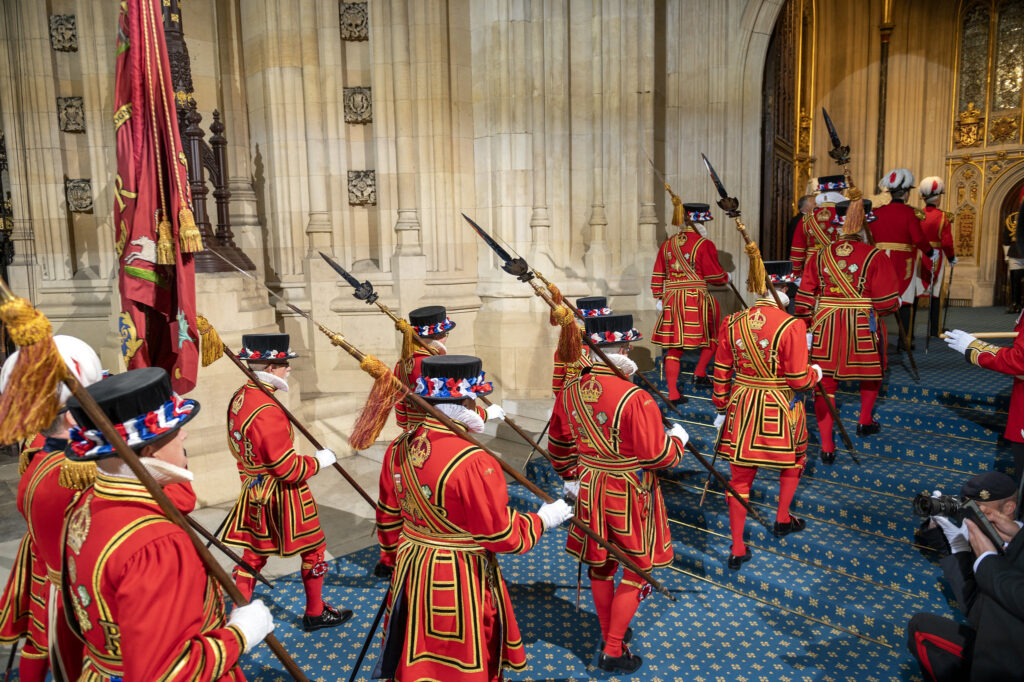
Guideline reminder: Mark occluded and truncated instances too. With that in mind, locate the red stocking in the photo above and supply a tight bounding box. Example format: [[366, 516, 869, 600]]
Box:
[[300, 546, 328, 616], [233, 550, 268, 601], [588, 563, 617, 641], [17, 652, 49, 682], [859, 380, 881, 424], [603, 570, 644, 657], [728, 464, 758, 556], [695, 347, 714, 377], [776, 465, 803, 523], [813, 376, 838, 451], [664, 349, 684, 399]]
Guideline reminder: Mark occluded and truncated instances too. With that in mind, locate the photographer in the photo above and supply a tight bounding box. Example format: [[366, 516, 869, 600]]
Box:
[[908, 472, 1024, 680]]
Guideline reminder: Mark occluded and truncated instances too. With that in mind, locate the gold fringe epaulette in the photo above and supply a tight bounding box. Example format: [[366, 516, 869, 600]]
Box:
[[59, 460, 97, 490], [18, 447, 30, 475]]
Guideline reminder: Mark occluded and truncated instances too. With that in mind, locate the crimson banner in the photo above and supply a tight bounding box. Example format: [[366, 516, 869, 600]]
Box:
[[113, 0, 201, 393]]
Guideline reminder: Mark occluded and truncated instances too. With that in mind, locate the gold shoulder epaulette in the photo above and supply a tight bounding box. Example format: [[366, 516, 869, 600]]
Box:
[[59, 460, 97, 490], [913, 207, 926, 221]]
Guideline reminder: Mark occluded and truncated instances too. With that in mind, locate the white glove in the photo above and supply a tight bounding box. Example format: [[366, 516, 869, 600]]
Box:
[[794, 276, 802, 287], [930, 250, 941, 264], [811, 364, 823, 382], [228, 599, 275, 653], [725, 272, 732, 284], [806, 332, 814, 350], [656, 299, 663, 312], [713, 414, 725, 430], [484, 403, 506, 421], [667, 423, 689, 446], [951, 257, 959, 265], [537, 499, 573, 530], [314, 449, 337, 469], [944, 329, 976, 356], [563, 480, 581, 499], [930, 490, 970, 553]]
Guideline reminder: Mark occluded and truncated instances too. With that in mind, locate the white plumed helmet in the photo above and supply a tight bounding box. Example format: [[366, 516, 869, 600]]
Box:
[[879, 168, 916, 192], [919, 176, 945, 199], [0, 335, 104, 406]]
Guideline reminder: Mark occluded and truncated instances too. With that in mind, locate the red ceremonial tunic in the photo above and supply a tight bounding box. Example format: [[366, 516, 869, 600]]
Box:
[[552, 348, 593, 395], [0, 435, 48, 657], [965, 314, 1024, 444], [61, 473, 245, 681], [651, 228, 728, 348], [223, 380, 325, 556], [794, 236, 901, 380], [918, 205, 955, 292], [375, 415, 544, 681], [868, 200, 931, 297], [548, 365, 684, 570], [789, 205, 839, 277], [711, 301, 817, 467]]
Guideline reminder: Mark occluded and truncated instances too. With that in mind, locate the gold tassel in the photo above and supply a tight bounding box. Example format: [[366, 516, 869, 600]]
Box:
[[58, 460, 97, 490], [844, 198, 866, 236], [178, 207, 204, 253], [0, 298, 64, 444], [395, 319, 416, 363], [744, 242, 767, 294], [665, 183, 684, 226], [554, 305, 583, 363], [156, 217, 175, 265], [349, 354, 409, 450], [195, 315, 224, 367]]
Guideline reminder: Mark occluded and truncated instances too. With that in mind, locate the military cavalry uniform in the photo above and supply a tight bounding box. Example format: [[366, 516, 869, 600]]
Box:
[[223, 333, 350, 630], [789, 175, 848, 278], [548, 314, 688, 674], [59, 368, 273, 681], [0, 337, 104, 682], [917, 177, 956, 338], [795, 200, 901, 457], [375, 355, 571, 681], [651, 203, 729, 401], [551, 296, 609, 394], [871, 168, 934, 344], [712, 296, 819, 568], [394, 306, 456, 429]]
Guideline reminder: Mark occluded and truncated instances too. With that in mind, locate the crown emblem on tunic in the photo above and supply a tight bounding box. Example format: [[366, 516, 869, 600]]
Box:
[[748, 308, 767, 331], [409, 433, 431, 468], [580, 376, 603, 403], [836, 242, 854, 257]]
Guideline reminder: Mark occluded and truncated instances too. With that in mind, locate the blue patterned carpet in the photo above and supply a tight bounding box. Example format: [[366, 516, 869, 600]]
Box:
[[237, 308, 1016, 680]]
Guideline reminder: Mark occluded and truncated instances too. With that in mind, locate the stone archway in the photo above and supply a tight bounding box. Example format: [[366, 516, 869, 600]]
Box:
[[978, 160, 1024, 305]]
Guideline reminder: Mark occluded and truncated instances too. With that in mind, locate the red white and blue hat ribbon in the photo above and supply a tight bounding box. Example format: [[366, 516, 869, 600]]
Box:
[[578, 306, 612, 317], [817, 178, 848, 192], [237, 347, 298, 361], [831, 212, 877, 226], [686, 209, 713, 222], [589, 327, 643, 345], [414, 372, 493, 399], [68, 393, 197, 459], [414, 317, 455, 337]]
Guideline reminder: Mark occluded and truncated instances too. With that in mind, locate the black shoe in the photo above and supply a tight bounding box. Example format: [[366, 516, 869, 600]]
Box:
[[302, 602, 353, 632], [773, 517, 806, 538], [728, 548, 752, 570], [669, 396, 688, 406], [820, 450, 836, 465], [600, 627, 632, 649], [692, 374, 712, 388], [856, 421, 880, 437], [598, 646, 643, 674]]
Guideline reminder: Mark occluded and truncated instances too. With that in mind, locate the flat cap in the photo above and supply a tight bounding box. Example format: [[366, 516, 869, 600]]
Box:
[[960, 471, 1017, 502]]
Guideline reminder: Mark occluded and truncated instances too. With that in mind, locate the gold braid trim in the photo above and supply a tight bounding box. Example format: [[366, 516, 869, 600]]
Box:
[[59, 460, 97, 490]]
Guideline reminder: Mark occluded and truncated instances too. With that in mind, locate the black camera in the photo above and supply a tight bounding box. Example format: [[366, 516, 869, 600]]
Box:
[[913, 493, 968, 520], [912, 492, 1006, 554]]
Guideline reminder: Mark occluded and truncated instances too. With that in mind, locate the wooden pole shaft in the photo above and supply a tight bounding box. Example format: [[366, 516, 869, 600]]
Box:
[[221, 348, 377, 510], [61, 374, 308, 681], [185, 515, 273, 589]]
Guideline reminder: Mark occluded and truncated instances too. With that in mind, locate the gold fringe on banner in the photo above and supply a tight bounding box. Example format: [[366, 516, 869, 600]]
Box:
[[59, 460, 97, 490], [349, 354, 409, 450], [195, 315, 224, 367], [0, 297, 64, 444], [178, 207, 204, 253], [156, 217, 175, 265], [744, 242, 767, 294]]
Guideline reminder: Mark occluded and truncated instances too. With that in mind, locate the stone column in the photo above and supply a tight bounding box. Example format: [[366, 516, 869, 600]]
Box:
[[299, 0, 332, 254], [636, 0, 658, 256], [584, 0, 610, 280], [529, 0, 554, 270]]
